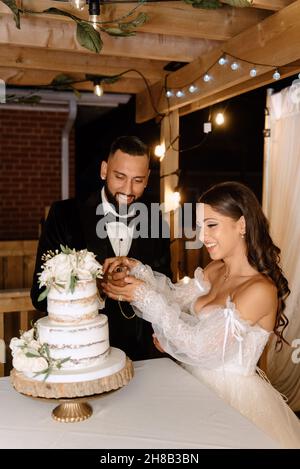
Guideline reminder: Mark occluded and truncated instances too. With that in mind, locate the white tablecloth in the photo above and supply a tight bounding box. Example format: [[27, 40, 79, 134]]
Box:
[[0, 358, 278, 449]]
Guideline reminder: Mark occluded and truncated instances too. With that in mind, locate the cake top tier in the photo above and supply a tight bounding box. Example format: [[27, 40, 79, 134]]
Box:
[[37, 245, 103, 302]]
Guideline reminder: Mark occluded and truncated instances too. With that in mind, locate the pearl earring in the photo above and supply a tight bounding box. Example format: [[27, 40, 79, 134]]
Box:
[[241, 233, 245, 239]]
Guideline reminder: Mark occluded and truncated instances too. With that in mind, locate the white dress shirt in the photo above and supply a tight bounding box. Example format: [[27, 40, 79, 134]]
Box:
[[101, 188, 135, 256]]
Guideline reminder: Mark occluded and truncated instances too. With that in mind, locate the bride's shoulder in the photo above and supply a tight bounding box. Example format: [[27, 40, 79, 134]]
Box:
[[234, 276, 277, 328]]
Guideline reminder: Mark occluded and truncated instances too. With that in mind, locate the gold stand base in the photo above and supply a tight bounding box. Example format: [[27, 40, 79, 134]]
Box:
[[52, 401, 93, 423]]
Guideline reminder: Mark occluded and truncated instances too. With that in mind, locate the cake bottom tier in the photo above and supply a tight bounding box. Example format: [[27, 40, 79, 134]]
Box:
[[37, 314, 109, 370], [20, 347, 127, 384]]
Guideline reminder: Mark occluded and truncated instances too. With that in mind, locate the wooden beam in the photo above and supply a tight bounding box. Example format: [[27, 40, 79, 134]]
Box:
[[136, 0, 300, 122], [0, 10, 219, 63], [100, 2, 270, 41], [0, 44, 168, 81], [11, 1, 269, 41], [0, 67, 147, 94], [179, 63, 300, 116]]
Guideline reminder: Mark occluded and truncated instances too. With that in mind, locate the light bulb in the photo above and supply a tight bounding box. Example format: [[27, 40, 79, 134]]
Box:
[[203, 74, 211, 82], [89, 14, 99, 31], [69, 0, 86, 10], [231, 62, 239, 71], [250, 68, 257, 77], [94, 83, 103, 97], [188, 84, 198, 93], [218, 56, 227, 66], [165, 89, 174, 98], [172, 190, 181, 207], [215, 112, 225, 126], [154, 143, 166, 158], [273, 70, 281, 81], [176, 90, 185, 98]]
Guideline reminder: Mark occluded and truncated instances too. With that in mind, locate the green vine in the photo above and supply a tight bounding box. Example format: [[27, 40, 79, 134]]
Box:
[[1, 0, 252, 54], [0, 0, 149, 53]]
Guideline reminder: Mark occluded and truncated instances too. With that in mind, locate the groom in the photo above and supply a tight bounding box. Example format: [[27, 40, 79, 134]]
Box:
[[31, 136, 171, 360]]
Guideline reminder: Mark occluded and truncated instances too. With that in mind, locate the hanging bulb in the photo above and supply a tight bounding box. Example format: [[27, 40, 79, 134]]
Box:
[[249, 68, 257, 77], [215, 112, 225, 126], [69, 0, 86, 10], [218, 56, 227, 66], [88, 0, 100, 30], [175, 90, 185, 98], [166, 89, 174, 98], [172, 188, 181, 208], [94, 83, 103, 97], [231, 62, 239, 71], [188, 84, 198, 93], [203, 74, 211, 82], [89, 14, 99, 30], [154, 143, 166, 159], [273, 69, 281, 81]]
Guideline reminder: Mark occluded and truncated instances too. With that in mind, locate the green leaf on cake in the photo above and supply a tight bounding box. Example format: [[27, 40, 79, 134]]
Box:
[[70, 274, 77, 293], [37, 286, 50, 302]]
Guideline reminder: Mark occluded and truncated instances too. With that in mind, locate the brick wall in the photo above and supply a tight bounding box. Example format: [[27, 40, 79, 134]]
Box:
[[0, 109, 75, 240]]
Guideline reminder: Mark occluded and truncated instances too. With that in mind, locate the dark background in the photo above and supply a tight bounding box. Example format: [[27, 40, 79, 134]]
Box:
[[75, 75, 298, 204]]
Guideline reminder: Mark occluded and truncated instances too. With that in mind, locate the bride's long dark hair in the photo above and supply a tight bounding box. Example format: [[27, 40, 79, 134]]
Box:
[[199, 181, 290, 351]]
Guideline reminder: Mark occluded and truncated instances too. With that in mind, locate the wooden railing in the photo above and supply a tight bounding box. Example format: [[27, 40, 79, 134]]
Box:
[[0, 288, 36, 377], [0, 240, 38, 289]]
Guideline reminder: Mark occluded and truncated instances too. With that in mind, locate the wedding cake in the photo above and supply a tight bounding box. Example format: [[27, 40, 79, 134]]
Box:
[[10, 246, 126, 384]]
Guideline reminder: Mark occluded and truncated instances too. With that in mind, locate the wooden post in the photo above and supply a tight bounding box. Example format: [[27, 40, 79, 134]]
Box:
[[160, 110, 180, 281]]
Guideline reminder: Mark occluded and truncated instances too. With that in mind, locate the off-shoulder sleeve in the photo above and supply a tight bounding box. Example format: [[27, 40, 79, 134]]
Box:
[[131, 287, 248, 369], [130, 262, 210, 312]]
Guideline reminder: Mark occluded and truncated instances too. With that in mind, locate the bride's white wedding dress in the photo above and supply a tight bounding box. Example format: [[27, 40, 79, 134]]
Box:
[[130, 263, 300, 448]]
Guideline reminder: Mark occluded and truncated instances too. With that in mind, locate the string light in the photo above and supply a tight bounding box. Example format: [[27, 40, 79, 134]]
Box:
[[215, 112, 225, 125], [164, 51, 288, 103], [69, 0, 86, 10], [94, 83, 103, 97], [154, 142, 166, 159]]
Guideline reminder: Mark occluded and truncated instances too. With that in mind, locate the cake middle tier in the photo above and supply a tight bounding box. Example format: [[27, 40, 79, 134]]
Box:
[[36, 314, 109, 370], [47, 279, 100, 323]]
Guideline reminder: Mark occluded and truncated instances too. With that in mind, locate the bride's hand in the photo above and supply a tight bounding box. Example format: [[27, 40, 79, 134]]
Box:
[[101, 275, 144, 302], [152, 334, 165, 353], [103, 256, 139, 275]]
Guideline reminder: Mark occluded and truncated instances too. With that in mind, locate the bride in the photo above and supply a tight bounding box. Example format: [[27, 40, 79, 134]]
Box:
[[102, 181, 300, 448]]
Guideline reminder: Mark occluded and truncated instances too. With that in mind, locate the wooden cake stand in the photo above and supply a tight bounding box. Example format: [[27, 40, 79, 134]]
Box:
[[10, 356, 134, 423]]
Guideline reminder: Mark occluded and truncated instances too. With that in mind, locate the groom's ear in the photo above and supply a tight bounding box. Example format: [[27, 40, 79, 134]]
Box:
[[100, 161, 107, 180]]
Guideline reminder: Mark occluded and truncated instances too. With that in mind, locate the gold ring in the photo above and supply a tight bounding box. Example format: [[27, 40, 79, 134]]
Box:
[[118, 295, 123, 302]]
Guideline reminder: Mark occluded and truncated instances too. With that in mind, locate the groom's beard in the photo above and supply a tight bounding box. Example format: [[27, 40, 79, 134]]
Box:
[[104, 183, 137, 215]]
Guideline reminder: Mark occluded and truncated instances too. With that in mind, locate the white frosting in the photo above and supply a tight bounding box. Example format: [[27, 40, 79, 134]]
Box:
[[47, 279, 100, 323], [24, 347, 126, 383], [37, 315, 109, 370]]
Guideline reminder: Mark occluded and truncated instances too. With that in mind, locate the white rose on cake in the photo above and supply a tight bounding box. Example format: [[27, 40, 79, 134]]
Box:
[[37, 245, 103, 301]]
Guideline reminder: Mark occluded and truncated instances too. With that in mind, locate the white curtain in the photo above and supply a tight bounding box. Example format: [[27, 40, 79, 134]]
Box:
[[264, 84, 300, 411]]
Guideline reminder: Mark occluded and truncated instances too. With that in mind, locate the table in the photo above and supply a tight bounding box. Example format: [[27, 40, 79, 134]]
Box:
[[0, 358, 278, 449]]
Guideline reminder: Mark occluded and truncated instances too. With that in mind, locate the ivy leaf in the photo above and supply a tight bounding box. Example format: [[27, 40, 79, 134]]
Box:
[[51, 74, 75, 87], [76, 21, 103, 53], [119, 12, 148, 32], [105, 27, 136, 37], [25, 350, 41, 358], [222, 0, 252, 6], [2, 0, 21, 28], [37, 286, 50, 302]]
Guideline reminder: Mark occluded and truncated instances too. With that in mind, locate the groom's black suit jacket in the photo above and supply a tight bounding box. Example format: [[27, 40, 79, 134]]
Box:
[[31, 190, 171, 361]]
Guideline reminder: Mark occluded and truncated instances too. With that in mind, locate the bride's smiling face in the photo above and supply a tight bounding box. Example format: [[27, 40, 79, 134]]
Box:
[[198, 203, 245, 260]]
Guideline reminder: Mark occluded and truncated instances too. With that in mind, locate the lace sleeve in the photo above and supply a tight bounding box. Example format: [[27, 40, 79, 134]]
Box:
[[130, 263, 210, 312], [132, 288, 247, 369]]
